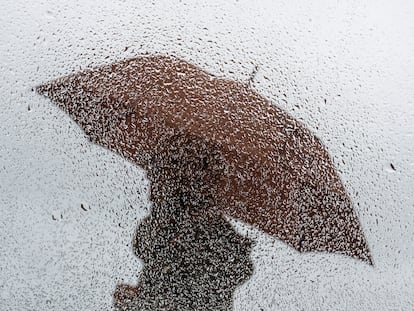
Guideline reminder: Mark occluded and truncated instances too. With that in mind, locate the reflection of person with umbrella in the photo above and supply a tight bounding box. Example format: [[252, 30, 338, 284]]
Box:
[[37, 55, 372, 309]]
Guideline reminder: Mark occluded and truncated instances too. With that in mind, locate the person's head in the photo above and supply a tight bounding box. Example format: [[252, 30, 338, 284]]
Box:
[[147, 133, 225, 208]]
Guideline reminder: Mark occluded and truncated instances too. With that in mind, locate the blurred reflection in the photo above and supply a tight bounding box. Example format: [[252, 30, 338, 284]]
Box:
[[114, 135, 254, 311]]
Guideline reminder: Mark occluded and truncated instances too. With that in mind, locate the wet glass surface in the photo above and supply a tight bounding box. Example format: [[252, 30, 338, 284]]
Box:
[[1, 1, 414, 310]]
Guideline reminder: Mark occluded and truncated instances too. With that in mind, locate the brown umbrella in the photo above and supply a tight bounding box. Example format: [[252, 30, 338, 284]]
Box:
[[36, 55, 372, 263]]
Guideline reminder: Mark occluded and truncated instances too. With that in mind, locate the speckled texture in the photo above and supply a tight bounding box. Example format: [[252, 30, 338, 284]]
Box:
[[35, 55, 372, 309], [113, 136, 254, 310], [1, 1, 414, 310], [36, 56, 371, 263]]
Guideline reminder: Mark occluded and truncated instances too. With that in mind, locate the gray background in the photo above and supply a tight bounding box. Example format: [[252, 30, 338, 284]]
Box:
[[1, 0, 413, 310]]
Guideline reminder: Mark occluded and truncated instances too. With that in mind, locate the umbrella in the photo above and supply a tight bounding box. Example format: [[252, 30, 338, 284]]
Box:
[[36, 55, 372, 263]]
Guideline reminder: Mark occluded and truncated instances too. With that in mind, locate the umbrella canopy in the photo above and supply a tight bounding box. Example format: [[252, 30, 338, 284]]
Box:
[[36, 55, 372, 263]]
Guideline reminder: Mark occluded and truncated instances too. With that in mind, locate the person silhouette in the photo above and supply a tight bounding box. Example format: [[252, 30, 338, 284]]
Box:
[[113, 134, 254, 311]]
